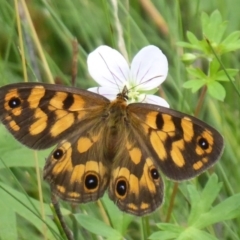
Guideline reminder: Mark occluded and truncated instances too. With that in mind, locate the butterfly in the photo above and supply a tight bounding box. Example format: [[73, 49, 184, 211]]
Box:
[[0, 82, 224, 216]]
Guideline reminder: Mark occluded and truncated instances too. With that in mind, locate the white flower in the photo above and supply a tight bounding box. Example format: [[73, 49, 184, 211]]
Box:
[[87, 45, 169, 107]]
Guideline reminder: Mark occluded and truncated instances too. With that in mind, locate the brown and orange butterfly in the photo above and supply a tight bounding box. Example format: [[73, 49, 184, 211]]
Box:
[[0, 82, 224, 216]]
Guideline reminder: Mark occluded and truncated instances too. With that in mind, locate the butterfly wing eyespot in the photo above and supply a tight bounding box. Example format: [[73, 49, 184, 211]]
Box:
[[53, 149, 64, 160], [115, 178, 128, 198], [150, 167, 160, 180], [8, 97, 22, 109], [84, 173, 99, 191], [198, 137, 209, 149], [128, 103, 224, 181]]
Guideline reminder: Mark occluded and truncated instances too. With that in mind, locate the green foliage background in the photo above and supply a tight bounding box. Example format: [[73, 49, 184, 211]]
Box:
[[0, 0, 239, 240]]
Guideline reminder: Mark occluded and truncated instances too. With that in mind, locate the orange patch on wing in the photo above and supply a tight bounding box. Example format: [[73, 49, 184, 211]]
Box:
[[150, 131, 167, 160], [28, 86, 45, 109], [68, 94, 85, 110], [29, 108, 48, 135], [170, 139, 185, 167], [181, 117, 194, 142], [50, 111, 74, 137], [9, 120, 20, 131], [162, 114, 175, 132]]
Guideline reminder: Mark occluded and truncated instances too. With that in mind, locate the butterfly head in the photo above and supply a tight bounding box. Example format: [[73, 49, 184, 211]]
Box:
[[117, 86, 129, 102], [116, 84, 146, 103]]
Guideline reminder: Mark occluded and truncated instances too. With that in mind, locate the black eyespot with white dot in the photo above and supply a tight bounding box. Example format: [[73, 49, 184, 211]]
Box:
[[53, 149, 64, 160], [198, 137, 209, 150], [85, 174, 98, 190], [8, 97, 21, 108], [150, 168, 159, 180], [116, 179, 127, 197]]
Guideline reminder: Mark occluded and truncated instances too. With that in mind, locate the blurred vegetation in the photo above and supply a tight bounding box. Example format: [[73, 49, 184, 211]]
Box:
[[0, 0, 239, 240]]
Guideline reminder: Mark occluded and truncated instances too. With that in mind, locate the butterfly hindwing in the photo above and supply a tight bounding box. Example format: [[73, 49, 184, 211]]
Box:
[[128, 103, 224, 181], [108, 127, 164, 216], [0, 83, 110, 149], [43, 117, 111, 203]]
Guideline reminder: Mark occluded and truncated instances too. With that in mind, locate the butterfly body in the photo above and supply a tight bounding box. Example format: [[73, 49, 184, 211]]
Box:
[[0, 82, 224, 216], [101, 94, 128, 153]]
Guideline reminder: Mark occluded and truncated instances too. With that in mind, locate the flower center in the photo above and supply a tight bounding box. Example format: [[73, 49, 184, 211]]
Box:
[[128, 89, 140, 102], [125, 81, 142, 102]]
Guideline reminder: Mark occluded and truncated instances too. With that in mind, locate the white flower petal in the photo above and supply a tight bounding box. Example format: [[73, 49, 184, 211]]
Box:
[[142, 94, 169, 107], [130, 45, 168, 90], [88, 86, 119, 100], [87, 45, 130, 88]]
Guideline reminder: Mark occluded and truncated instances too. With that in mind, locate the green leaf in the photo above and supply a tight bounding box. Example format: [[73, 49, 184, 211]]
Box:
[[0, 183, 61, 239], [156, 223, 184, 232], [187, 184, 201, 225], [207, 81, 226, 101], [221, 40, 240, 53], [193, 193, 240, 229], [209, 10, 226, 42], [151, 222, 219, 240], [209, 59, 220, 76], [187, 68, 207, 79], [101, 194, 134, 234], [151, 224, 218, 240], [202, 10, 226, 43], [183, 80, 206, 92], [178, 227, 218, 240], [149, 230, 179, 240], [177, 31, 208, 52], [188, 175, 221, 226], [221, 31, 240, 46], [201, 12, 209, 35], [199, 174, 222, 212], [210, 10, 222, 27], [176, 41, 200, 49], [149, 223, 183, 240], [0, 207, 17, 240], [75, 213, 122, 239], [186, 32, 201, 49], [0, 125, 50, 169], [216, 69, 238, 81]]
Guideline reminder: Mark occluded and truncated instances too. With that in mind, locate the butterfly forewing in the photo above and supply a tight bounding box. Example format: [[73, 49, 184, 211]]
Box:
[[128, 103, 224, 181], [0, 83, 110, 149]]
